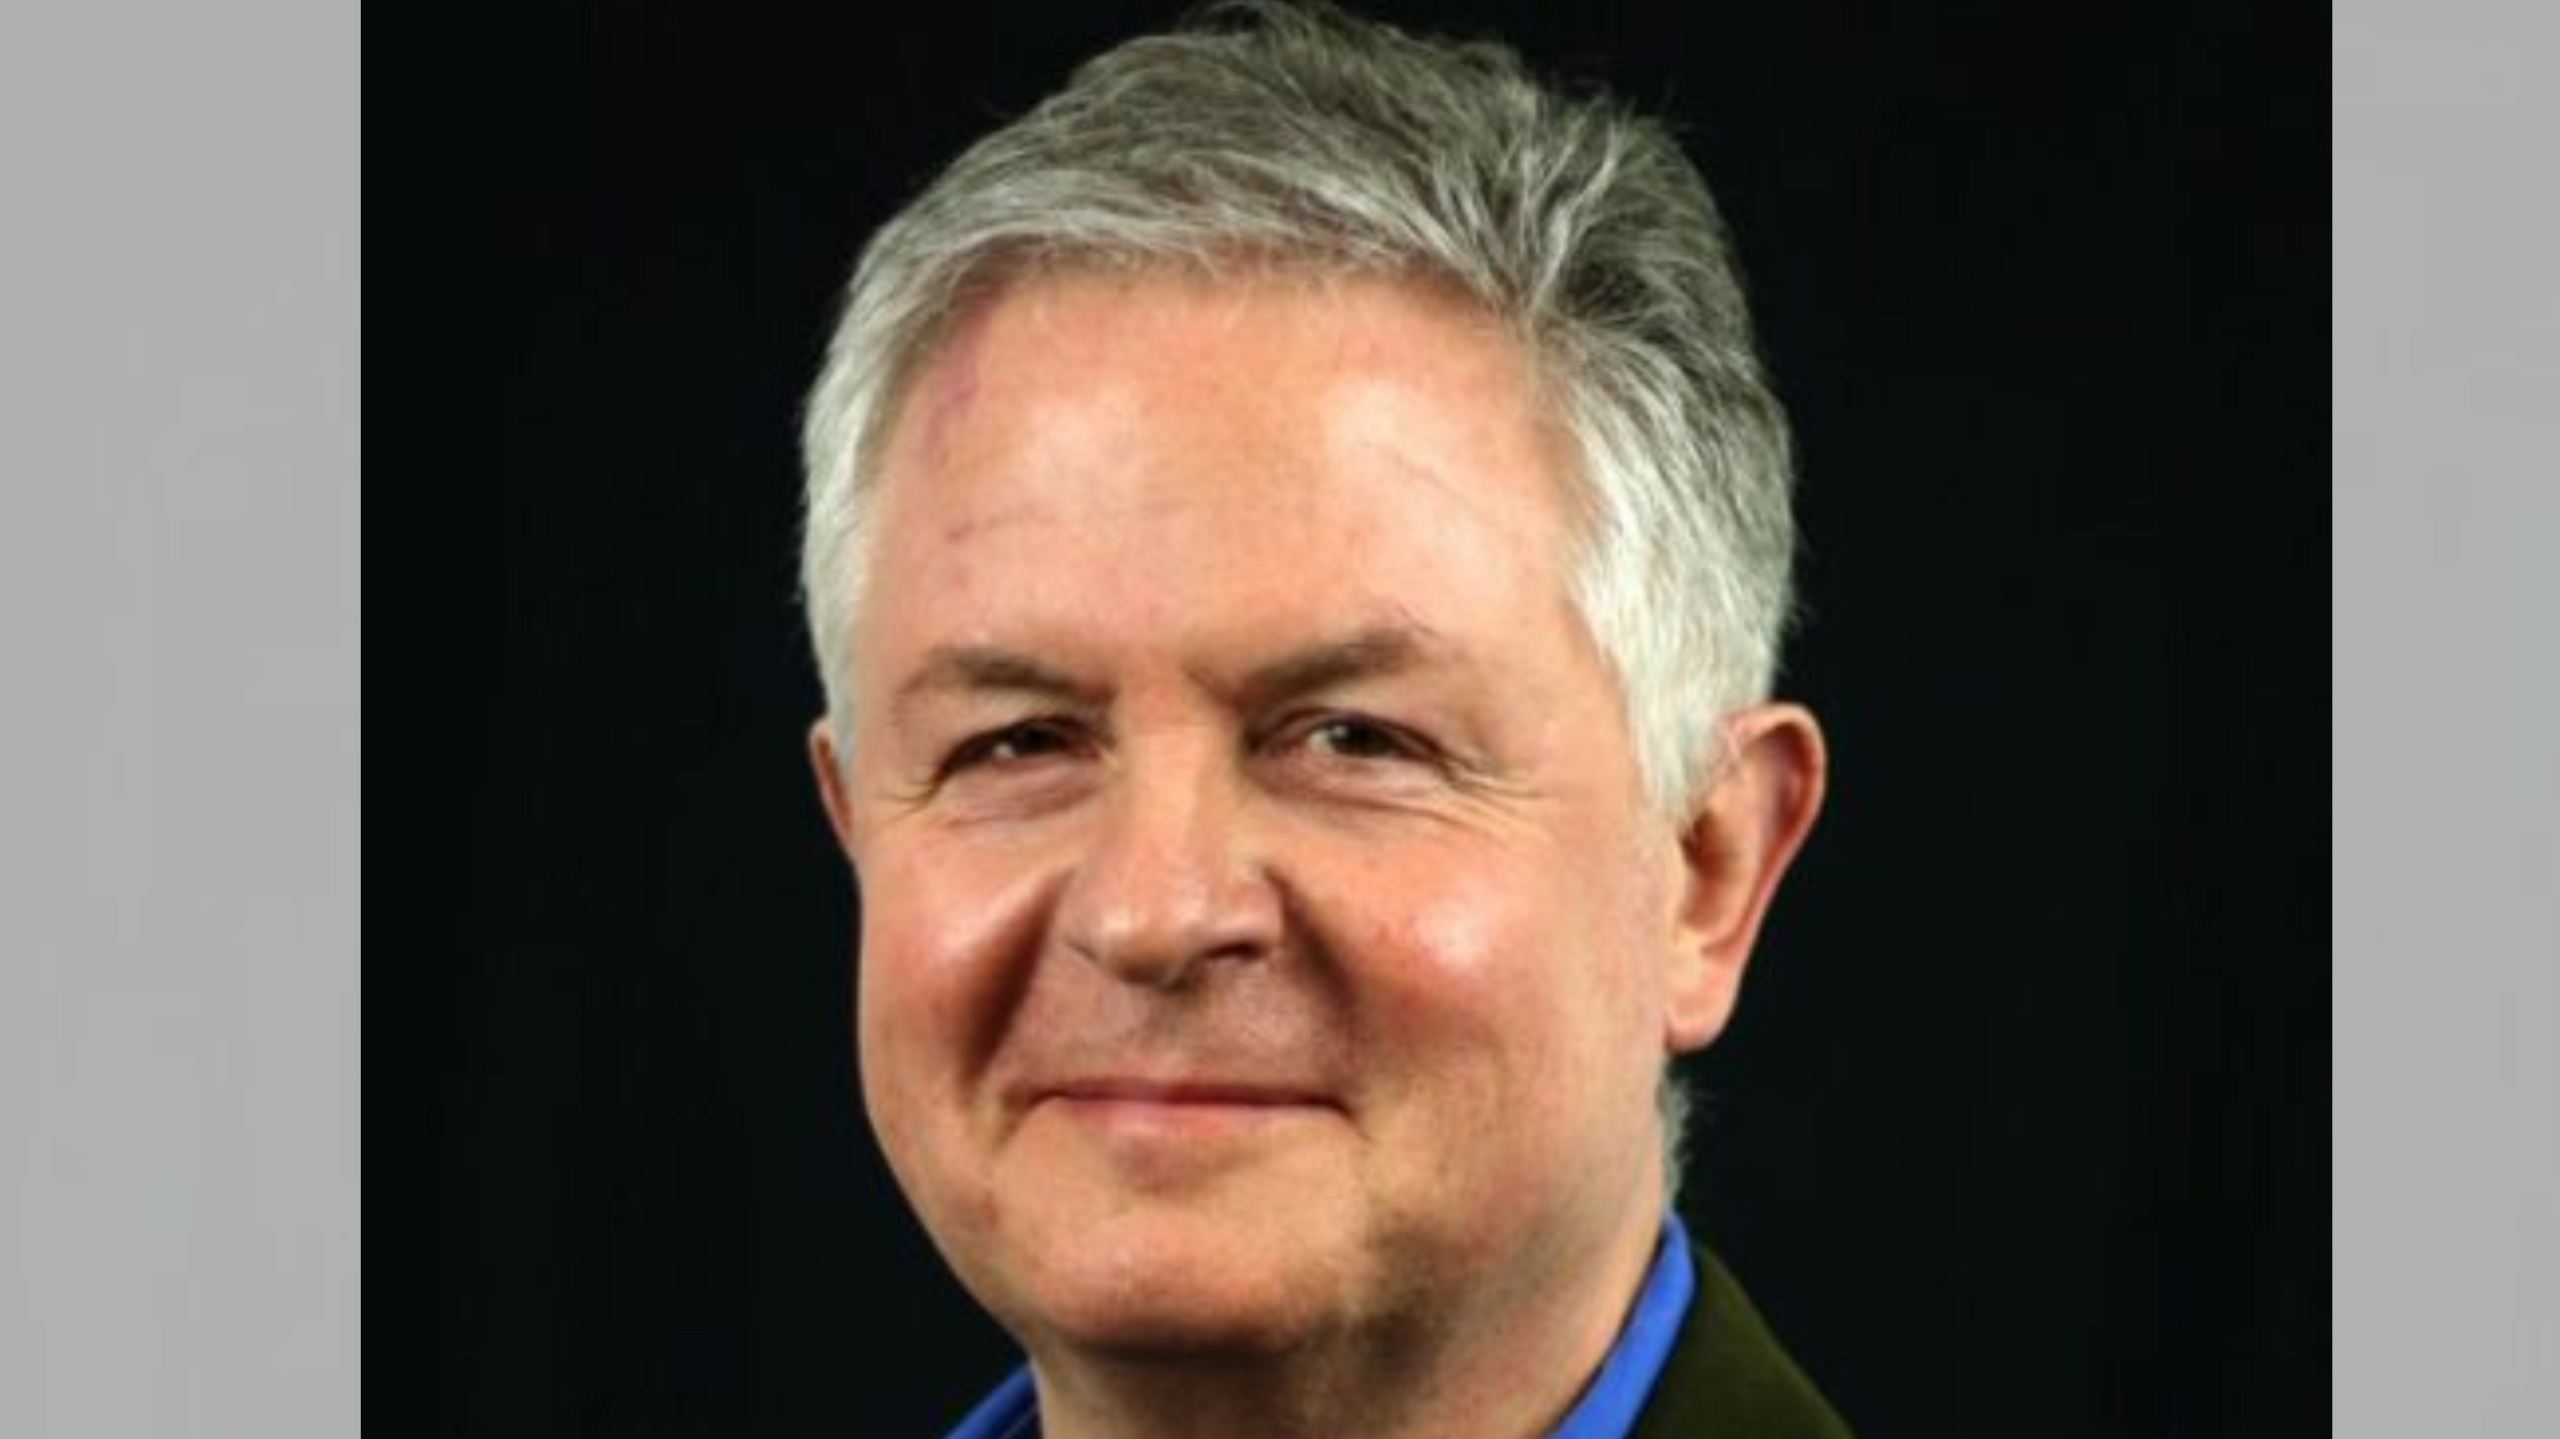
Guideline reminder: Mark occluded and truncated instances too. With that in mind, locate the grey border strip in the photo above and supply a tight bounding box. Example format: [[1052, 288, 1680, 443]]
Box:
[[2339, 0, 2560, 1430], [0, 1, 359, 1435]]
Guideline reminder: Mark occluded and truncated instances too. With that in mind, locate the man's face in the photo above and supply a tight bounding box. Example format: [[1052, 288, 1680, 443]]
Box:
[[819, 267, 1727, 1358]]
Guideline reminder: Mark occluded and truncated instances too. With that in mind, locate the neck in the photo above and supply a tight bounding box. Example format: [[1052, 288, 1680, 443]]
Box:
[[1022, 1196, 1669, 1439]]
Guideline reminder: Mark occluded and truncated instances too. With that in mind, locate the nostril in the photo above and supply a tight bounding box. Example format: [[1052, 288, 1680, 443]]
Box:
[[1062, 909, 1265, 989]]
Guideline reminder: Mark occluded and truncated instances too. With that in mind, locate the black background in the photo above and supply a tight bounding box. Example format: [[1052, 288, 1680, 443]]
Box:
[[372, 2, 2326, 1433]]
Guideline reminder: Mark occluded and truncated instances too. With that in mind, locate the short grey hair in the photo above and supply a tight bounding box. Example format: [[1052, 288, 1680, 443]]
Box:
[[799, 1, 1800, 1212]]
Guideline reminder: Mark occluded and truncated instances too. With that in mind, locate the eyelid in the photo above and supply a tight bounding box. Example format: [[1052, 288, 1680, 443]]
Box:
[[1266, 709, 1444, 764], [935, 715, 1092, 779], [931, 707, 1454, 784]]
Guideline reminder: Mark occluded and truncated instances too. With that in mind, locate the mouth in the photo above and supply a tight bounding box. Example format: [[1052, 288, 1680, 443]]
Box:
[[1042, 1078, 1336, 1108], [1025, 1077, 1342, 1141]]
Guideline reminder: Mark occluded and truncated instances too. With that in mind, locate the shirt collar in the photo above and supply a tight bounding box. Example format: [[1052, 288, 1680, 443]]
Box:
[[1539, 1211, 1696, 1439], [937, 1212, 1697, 1439]]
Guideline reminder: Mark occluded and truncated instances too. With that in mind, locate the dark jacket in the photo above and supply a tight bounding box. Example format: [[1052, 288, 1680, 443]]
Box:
[[1629, 1249, 1854, 1438]]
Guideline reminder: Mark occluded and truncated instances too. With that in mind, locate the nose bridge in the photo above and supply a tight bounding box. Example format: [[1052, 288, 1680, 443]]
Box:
[[1058, 726, 1276, 986]]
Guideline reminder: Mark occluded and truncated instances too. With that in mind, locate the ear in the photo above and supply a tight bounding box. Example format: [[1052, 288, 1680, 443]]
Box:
[[1662, 703, 1827, 1054], [807, 716, 860, 862]]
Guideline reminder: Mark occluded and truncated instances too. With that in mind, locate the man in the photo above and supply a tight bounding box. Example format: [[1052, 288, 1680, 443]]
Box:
[[800, 5, 1842, 1435]]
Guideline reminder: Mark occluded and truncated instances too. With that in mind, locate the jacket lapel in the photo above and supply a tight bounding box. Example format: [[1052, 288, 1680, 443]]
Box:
[[1627, 1246, 1854, 1438]]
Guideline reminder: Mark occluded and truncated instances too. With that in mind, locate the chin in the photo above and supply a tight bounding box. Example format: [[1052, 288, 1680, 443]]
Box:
[[1042, 1291, 1315, 1360], [938, 1109, 1379, 1357], [993, 1206, 1356, 1359]]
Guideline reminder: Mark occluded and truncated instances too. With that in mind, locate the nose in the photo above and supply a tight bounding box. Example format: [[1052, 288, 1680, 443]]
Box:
[[1055, 739, 1281, 989]]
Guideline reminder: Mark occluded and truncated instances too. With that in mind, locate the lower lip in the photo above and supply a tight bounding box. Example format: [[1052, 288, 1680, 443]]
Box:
[[1042, 1095, 1329, 1141]]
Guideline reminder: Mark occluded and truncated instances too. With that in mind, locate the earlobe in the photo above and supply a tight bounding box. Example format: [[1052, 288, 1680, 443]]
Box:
[[1662, 703, 1827, 1054], [807, 717, 860, 860]]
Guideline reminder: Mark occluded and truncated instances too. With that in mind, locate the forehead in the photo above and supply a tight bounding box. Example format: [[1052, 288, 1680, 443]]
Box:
[[852, 266, 1593, 700]]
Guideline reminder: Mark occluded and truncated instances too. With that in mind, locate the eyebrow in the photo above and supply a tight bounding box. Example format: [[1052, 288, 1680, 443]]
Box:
[[892, 646, 1107, 724], [1219, 623, 1460, 713], [888, 623, 1462, 726]]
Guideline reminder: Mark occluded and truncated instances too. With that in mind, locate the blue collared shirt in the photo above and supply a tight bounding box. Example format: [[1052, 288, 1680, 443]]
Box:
[[938, 1213, 1697, 1439]]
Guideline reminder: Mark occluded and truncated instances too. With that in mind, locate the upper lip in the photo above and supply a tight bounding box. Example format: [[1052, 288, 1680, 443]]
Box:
[[1032, 1077, 1337, 1108]]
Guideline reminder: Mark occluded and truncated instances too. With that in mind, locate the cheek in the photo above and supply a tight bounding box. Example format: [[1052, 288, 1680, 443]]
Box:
[[854, 840, 1059, 1121], [1330, 831, 1667, 1128], [1341, 856, 1599, 1097]]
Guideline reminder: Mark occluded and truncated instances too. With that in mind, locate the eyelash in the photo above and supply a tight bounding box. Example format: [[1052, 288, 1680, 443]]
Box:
[[1278, 713, 1437, 765], [933, 712, 1443, 781], [936, 719, 1087, 778]]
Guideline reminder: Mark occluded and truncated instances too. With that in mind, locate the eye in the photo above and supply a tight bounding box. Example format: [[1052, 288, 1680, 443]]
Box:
[[940, 719, 1085, 777], [1283, 714, 1435, 765]]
